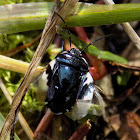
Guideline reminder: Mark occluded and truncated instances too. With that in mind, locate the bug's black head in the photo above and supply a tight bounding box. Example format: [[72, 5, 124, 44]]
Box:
[[68, 48, 82, 57], [56, 48, 89, 72]]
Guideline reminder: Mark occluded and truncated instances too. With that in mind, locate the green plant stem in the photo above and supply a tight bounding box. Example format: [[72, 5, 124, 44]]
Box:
[[0, 2, 140, 34], [0, 55, 44, 76]]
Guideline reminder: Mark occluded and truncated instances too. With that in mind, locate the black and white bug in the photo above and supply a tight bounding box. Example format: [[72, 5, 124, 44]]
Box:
[[44, 48, 94, 114], [35, 14, 104, 118], [36, 46, 103, 118]]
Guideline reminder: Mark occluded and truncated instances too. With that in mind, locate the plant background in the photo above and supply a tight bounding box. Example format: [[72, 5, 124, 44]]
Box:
[[0, 0, 140, 140]]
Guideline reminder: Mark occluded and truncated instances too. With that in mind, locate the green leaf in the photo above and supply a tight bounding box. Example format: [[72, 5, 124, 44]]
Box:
[[0, 2, 140, 34], [57, 26, 128, 64], [0, 112, 20, 140], [117, 71, 130, 86]]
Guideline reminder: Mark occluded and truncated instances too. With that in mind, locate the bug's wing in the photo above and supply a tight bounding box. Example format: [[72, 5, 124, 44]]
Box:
[[31, 60, 56, 102], [92, 85, 104, 112], [66, 84, 104, 121], [88, 85, 104, 116]]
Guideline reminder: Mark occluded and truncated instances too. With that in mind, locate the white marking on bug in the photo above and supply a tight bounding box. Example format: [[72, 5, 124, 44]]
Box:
[[60, 51, 67, 54], [42, 72, 48, 83], [81, 72, 95, 101], [82, 85, 95, 101], [68, 100, 91, 120], [83, 72, 94, 86], [49, 59, 56, 70], [82, 57, 88, 65], [35, 72, 49, 92]]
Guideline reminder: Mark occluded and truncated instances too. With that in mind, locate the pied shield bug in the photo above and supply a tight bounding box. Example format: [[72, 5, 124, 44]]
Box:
[[37, 41, 104, 118], [35, 14, 104, 119], [45, 48, 92, 114]]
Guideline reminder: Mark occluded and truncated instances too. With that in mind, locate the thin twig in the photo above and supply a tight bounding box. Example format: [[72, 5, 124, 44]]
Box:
[[105, 61, 140, 72], [103, 0, 140, 50], [0, 78, 34, 140], [34, 109, 54, 138], [68, 120, 91, 140]]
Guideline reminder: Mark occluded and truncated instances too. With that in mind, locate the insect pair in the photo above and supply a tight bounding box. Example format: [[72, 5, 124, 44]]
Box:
[[36, 13, 104, 121]]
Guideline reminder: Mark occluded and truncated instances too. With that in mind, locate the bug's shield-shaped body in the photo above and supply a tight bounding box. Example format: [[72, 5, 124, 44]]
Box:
[[44, 48, 95, 114]]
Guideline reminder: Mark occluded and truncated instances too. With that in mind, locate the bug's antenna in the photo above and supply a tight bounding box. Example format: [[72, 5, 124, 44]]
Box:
[[81, 34, 112, 53], [55, 12, 71, 48]]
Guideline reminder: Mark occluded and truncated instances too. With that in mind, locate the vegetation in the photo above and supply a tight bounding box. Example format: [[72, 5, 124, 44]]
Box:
[[0, 0, 140, 140]]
